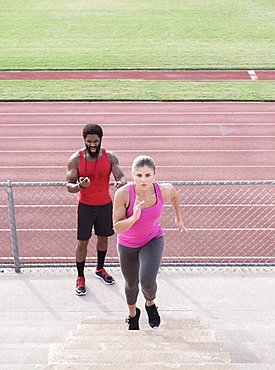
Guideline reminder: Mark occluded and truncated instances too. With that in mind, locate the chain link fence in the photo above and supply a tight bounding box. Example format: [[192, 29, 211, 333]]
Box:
[[0, 181, 274, 272]]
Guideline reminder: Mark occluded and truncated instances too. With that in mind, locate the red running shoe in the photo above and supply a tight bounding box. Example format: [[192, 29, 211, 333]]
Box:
[[75, 276, 86, 295], [94, 268, 115, 284]]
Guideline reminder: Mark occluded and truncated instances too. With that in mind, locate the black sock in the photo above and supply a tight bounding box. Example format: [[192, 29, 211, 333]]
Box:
[[76, 260, 85, 277], [97, 250, 107, 270]]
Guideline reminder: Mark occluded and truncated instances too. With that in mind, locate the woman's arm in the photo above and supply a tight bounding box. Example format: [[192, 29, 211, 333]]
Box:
[[113, 186, 144, 234], [160, 183, 188, 234]]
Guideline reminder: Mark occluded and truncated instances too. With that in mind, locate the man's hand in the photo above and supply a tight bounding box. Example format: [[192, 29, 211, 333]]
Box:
[[114, 180, 126, 189], [78, 177, 90, 189]]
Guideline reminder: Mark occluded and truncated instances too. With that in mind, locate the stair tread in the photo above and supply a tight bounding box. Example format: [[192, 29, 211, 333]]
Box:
[[46, 316, 236, 368], [43, 363, 238, 369], [49, 350, 232, 364], [61, 340, 225, 352]]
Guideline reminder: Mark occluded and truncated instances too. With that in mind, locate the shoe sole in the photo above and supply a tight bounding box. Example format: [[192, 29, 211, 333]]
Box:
[[94, 272, 115, 285], [149, 323, 160, 328], [75, 289, 86, 296]]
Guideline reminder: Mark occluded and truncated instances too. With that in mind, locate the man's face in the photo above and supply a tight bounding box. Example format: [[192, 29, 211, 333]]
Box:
[[84, 134, 101, 157]]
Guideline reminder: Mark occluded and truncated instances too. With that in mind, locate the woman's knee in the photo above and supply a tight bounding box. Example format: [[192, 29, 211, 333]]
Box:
[[140, 278, 156, 293]]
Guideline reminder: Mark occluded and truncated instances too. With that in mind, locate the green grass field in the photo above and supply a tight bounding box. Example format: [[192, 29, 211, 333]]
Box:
[[0, 80, 274, 101], [0, 0, 274, 101]]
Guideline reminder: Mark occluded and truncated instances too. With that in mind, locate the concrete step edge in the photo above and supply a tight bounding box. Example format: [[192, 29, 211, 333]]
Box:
[[48, 350, 232, 364], [39, 364, 239, 370], [71, 327, 215, 336], [61, 340, 225, 352]]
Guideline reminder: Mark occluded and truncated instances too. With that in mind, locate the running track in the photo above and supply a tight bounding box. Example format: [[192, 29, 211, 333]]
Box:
[[0, 100, 274, 265], [0, 70, 275, 81], [0, 101, 274, 182]]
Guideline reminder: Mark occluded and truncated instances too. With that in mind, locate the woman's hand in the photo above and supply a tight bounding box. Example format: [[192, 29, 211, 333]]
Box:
[[175, 218, 188, 234], [133, 196, 144, 221]]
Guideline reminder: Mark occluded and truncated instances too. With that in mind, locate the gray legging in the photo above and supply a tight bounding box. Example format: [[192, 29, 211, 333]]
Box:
[[117, 236, 164, 305]]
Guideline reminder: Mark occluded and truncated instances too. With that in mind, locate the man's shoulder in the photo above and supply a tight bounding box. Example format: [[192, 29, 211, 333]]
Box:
[[105, 148, 115, 156], [105, 149, 118, 162], [68, 150, 81, 165]]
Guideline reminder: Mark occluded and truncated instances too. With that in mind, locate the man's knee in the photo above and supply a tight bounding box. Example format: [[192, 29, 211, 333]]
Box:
[[97, 236, 108, 251], [77, 240, 89, 252]]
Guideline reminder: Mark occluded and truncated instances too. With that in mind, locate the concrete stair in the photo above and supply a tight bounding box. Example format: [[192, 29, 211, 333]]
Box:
[[42, 315, 238, 369], [0, 320, 75, 369]]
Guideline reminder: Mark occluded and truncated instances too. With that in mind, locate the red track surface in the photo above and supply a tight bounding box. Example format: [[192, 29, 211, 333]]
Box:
[[0, 100, 274, 264], [0, 70, 275, 81], [0, 101, 274, 182]]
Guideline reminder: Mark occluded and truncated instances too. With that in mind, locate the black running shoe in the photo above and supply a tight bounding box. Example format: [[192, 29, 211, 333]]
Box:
[[125, 307, 141, 330], [145, 303, 160, 328], [75, 277, 86, 295], [94, 268, 115, 284]]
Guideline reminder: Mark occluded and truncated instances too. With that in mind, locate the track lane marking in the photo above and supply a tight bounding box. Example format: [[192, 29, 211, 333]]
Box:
[[1, 111, 275, 115], [248, 70, 259, 81], [1, 165, 274, 169], [0, 135, 274, 138]]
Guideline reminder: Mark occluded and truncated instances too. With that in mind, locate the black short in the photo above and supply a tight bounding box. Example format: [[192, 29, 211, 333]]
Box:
[[77, 201, 114, 241]]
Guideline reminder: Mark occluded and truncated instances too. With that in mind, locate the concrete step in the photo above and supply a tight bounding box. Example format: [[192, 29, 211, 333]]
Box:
[[233, 365, 275, 370], [0, 343, 49, 366], [48, 343, 232, 364], [0, 366, 46, 370], [81, 316, 206, 329], [41, 363, 239, 370], [0, 322, 72, 344], [67, 328, 216, 342], [47, 316, 236, 368], [63, 339, 225, 352]]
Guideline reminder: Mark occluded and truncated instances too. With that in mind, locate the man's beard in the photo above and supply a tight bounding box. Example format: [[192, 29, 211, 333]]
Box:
[[86, 144, 101, 158]]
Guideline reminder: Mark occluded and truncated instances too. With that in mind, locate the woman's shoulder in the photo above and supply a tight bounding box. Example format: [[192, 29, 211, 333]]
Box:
[[158, 182, 176, 200], [158, 182, 173, 191], [115, 183, 131, 197]]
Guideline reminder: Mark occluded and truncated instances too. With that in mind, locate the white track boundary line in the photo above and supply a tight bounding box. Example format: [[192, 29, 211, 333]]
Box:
[[0, 228, 272, 232], [248, 70, 259, 81], [0, 111, 275, 115], [2, 150, 275, 153], [1, 123, 275, 126], [0, 135, 274, 139], [1, 165, 274, 169]]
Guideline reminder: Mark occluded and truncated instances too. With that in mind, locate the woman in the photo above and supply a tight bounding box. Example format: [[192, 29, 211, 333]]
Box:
[[113, 156, 188, 330]]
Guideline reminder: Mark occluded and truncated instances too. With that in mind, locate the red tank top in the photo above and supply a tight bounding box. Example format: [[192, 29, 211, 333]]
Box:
[[77, 148, 112, 205]]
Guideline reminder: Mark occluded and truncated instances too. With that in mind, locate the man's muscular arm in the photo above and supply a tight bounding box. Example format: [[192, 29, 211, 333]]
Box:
[[66, 153, 90, 193], [107, 151, 127, 188]]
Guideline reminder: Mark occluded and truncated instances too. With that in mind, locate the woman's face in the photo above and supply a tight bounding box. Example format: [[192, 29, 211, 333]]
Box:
[[132, 165, 155, 190]]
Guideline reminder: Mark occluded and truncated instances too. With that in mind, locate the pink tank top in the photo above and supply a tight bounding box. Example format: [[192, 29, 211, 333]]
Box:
[[118, 182, 164, 248], [77, 148, 112, 205]]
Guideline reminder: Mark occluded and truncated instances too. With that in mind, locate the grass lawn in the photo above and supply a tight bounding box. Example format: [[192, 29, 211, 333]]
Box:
[[0, 80, 274, 101], [0, 0, 274, 70], [0, 0, 274, 101]]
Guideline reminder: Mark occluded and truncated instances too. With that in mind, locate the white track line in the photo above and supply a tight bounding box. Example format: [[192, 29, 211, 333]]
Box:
[[1, 123, 275, 126], [2, 150, 275, 153], [0, 111, 275, 115], [248, 70, 259, 81], [0, 165, 274, 169], [0, 135, 274, 138]]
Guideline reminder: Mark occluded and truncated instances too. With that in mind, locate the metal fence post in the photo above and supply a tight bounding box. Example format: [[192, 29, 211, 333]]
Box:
[[6, 180, 21, 273]]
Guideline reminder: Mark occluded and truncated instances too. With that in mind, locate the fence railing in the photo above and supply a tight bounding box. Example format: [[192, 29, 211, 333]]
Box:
[[0, 180, 274, 272]]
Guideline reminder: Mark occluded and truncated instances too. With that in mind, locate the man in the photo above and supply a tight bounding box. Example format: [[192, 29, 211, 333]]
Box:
[[66, 123, 127, 295]]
